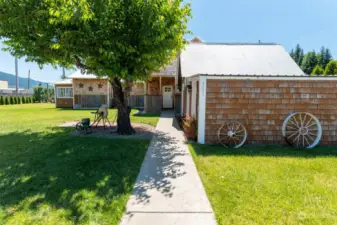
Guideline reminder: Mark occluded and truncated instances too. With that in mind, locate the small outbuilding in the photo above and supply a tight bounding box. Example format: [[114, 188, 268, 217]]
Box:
[[180, 42, 337, 146]]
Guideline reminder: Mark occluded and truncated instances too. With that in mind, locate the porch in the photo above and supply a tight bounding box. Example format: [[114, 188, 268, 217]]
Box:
[[128, 76, 181, 114]]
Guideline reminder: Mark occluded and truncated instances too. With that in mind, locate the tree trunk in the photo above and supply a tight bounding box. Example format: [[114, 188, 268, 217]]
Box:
[[110, 78, 135, 135]]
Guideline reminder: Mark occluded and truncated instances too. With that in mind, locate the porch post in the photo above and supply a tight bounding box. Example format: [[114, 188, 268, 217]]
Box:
[[181, 78, 184, 116], [106, 79, 109, 108], [144, 81, 148, 112], [191, 80, 197, 117], [72, 79, 75, 109], [198, 76, 207, 144]]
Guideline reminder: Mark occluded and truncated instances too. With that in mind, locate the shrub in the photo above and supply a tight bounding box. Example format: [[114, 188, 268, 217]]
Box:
[[0, 96, 4, 105], [33, 85, 43, 102], [9, 96, 14, 104], [5, 96, 9, 105], [181, 116, 198, 141], [13, 96, 17, 104], [17, 96, 21, 104], [22, 96, 26, 104]]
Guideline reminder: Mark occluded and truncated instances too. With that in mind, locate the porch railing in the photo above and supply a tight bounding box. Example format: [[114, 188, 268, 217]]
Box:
[[145, 95, 162, 113], [128, 95, 144, 109]]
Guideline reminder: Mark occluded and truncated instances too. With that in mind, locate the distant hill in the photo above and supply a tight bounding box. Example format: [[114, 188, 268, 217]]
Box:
[[0, 71, 50, 89]]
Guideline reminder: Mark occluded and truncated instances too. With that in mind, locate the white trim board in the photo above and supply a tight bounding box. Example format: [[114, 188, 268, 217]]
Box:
[[201, 75, 337, 81], [197, 76, 207, 144]]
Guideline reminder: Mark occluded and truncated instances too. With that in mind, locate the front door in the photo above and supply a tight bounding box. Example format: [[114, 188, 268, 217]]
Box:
[[162, 86, 173, 109]]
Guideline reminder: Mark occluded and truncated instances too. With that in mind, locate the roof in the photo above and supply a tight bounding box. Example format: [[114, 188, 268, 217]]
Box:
[[180, 43, 305, 77], [53, 78, 72, 85], [152, 58, 178, 76], [189, 74, 337, 80]]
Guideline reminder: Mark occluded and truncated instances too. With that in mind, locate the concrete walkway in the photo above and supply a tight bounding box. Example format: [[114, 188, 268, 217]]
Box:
[[120, 111, 217, 225]]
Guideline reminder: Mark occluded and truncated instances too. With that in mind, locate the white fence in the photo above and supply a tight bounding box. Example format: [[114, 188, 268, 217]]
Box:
[[0, 89, 34, 96]]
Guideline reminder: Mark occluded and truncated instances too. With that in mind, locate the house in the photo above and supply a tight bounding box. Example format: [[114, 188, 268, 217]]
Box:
[[55, 38, 337, 146], [54, 71, 112, 109], [54, 58, 179, 111], [0, 80, 8, 89]]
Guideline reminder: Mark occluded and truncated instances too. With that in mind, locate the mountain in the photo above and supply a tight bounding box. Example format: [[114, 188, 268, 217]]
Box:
[[0, 71, 50, 89]]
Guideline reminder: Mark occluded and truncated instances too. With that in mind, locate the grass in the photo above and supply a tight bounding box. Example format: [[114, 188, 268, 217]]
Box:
[[189, 144, 337, 225], [0, 104, 159, 225]]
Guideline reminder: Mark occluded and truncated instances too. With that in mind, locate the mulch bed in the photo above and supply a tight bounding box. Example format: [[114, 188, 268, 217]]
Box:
[[58, 121, 155, 140]]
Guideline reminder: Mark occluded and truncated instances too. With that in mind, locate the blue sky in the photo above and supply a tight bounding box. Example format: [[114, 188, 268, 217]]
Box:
[[1, 0, 337, 83]]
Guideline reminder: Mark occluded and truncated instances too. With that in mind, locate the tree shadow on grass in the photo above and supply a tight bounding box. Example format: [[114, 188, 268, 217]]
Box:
[[190, 143, 337, 158], [0, 128, 150, 224]]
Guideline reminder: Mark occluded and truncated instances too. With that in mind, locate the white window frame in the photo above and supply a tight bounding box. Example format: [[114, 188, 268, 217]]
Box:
[[56, 86, 73, 98]]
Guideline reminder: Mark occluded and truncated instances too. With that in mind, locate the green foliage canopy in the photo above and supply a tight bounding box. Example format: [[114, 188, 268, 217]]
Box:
[[311, 65, 324, 75], [290, 44, 334, 75], [0, 0, 191, 81], [324, 60, 337, 75], [301, 51, 318, 75]]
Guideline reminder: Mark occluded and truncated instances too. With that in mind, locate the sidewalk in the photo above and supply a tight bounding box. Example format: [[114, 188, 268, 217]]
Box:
[[120, 111, 217, 225]]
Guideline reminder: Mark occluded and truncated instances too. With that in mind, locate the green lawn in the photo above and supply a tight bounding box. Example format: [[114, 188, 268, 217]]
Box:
[[0, 104, 159, 225], [189, 144, 337, 225]]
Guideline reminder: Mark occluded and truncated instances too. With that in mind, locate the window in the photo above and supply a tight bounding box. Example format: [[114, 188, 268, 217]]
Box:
[[57, 87, 73, 98], [164, 87, 171, 92]]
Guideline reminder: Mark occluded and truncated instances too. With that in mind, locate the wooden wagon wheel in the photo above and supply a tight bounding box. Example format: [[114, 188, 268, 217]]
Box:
[[218, 121, 247, 148], [282, 112, 322, 149], [75, 122, 83, 131]]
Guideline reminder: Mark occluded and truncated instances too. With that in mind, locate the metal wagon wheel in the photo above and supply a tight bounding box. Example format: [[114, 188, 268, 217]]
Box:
[[282, 112, 322, 149], [75, 122, 83, 131], [218, 121, 247, 148]]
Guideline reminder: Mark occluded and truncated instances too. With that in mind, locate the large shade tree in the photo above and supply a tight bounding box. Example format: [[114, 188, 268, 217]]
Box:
[[0, 0, 191, 134]]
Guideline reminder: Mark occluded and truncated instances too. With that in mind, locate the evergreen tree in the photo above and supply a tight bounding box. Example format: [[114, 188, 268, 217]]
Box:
[[299, 49, 304, 65], [22, 96, 26, 104], [293, 44, 304, 65], [5, 96, 9, 105], [323, 48, 332, 69], [324, 60, 337, 75], [316, 46, 325, 67], [0, 96, 4, 105], [17, 96, 21, 104], [13, 96, 17, 104], [9, 96, 14, 104], [301, 51, 318, 74], [33, 84, 43, 102], [311, 65, 324, 75]]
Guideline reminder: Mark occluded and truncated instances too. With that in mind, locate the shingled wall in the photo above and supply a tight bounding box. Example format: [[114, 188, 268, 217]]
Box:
[[205, 79, 337, 145]]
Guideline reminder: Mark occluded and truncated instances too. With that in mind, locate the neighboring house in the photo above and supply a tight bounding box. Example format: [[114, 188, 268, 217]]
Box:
[[0, 80, 8, 89], [54, 59, 178, 111]]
